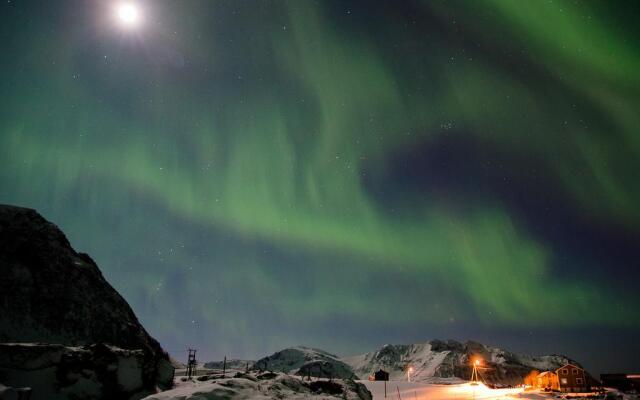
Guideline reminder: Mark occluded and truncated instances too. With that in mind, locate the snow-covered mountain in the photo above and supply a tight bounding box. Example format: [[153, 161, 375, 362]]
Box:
[[341, 340, 577, 385], [254, 346, 357, 379], [250, 341, 578, 385]]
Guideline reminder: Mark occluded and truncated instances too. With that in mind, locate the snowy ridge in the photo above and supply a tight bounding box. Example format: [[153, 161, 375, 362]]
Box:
[[254, 346, 357, 379], [342, 343, 453, 382], [341, 340, 576, 385]]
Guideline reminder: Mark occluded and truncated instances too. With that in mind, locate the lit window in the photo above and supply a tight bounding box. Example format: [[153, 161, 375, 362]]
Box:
[[561, 378, 568, 384]]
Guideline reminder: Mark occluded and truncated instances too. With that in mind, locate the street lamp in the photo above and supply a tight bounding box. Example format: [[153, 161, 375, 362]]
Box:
[[407, 366, 414, 382], [471, 358, 482, 384]]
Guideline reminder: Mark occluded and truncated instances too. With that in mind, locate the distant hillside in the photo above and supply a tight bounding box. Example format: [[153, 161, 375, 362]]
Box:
[[341, 340, 577, 385], [254, 346, 357, 379], [204, 359, 254, 371]]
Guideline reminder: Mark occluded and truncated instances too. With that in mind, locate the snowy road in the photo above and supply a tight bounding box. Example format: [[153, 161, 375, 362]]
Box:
[[361, 381, 535, 400]]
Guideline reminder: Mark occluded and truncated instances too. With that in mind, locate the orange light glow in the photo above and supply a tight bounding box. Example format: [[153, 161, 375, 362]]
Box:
[[448, 382, 523, 397]]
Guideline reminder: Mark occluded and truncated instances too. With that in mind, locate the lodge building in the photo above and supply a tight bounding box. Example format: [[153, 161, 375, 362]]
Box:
[[556, 364, 588, 392], [536, 370, 559, 391], [533, 363, 598, 393]]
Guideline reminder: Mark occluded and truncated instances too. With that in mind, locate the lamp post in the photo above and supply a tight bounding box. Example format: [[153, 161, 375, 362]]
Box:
[[471, 358, 481, 383], [407, 366, 414, 383]]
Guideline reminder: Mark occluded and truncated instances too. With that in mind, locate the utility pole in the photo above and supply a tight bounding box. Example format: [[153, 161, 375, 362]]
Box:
[[223, 356, 226, 378], [187, 348, 197, 379]]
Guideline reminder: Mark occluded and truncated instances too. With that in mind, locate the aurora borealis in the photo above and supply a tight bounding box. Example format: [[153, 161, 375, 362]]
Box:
[[1, 0, 638, 373]]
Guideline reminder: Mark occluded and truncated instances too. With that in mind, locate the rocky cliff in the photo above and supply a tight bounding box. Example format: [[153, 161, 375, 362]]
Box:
[[0, 343, 174, 400], [0, 204, 173, 399]]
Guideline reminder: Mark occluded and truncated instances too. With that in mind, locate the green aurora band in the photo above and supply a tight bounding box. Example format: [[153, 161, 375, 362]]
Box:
[[1, 0, 638, 355]]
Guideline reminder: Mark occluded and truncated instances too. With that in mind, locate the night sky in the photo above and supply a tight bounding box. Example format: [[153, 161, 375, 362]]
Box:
[[1, 0, 638, 375]]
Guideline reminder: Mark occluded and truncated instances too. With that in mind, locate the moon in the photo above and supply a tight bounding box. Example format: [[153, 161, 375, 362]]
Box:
[[115, 2, 140, 28]]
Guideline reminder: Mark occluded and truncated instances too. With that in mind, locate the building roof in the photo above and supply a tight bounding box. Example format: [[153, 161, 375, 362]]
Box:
[[375, 369, 389, 375], [556, 363, 583, 373], [539, 371, 556, 377]]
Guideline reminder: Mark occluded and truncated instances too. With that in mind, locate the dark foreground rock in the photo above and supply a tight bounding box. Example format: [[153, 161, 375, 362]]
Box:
[[0, 343, 174, 400], [0, 204, 173, 399]]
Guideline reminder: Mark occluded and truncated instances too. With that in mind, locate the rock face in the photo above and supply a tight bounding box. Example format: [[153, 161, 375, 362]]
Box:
[[0, 204, 173, 399], [0, 343, 174, 400], [342, 339, 578, 385], [254, 346, 357, 380]]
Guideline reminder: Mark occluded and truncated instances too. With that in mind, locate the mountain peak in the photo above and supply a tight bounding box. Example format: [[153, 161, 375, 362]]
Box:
[[254, 346, 356, 379]]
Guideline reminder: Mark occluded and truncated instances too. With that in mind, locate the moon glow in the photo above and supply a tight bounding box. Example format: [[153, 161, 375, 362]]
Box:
[[115, 3, 140, 28]]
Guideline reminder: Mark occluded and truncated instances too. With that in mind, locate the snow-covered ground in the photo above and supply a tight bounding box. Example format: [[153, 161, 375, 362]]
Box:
[[140, 374, 639, 400], [142, 372, 371, 400], [362, 381, 525, 400], [361, 381, 638, 400]]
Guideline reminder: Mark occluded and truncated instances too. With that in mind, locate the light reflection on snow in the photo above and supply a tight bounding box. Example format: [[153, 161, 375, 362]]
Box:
[[446, 382, 523, 399], [362, 381, 527, 400]]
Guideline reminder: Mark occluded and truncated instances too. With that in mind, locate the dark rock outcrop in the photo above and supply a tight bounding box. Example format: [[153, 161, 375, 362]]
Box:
[[0, 343, 174, 400], [0, 205, 173, 399]]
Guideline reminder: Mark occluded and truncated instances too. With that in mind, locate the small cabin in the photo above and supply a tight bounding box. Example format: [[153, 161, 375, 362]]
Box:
[[369, 369, 389, 381], [537, 371, 559, 391], [556, 364, 588, 392]]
